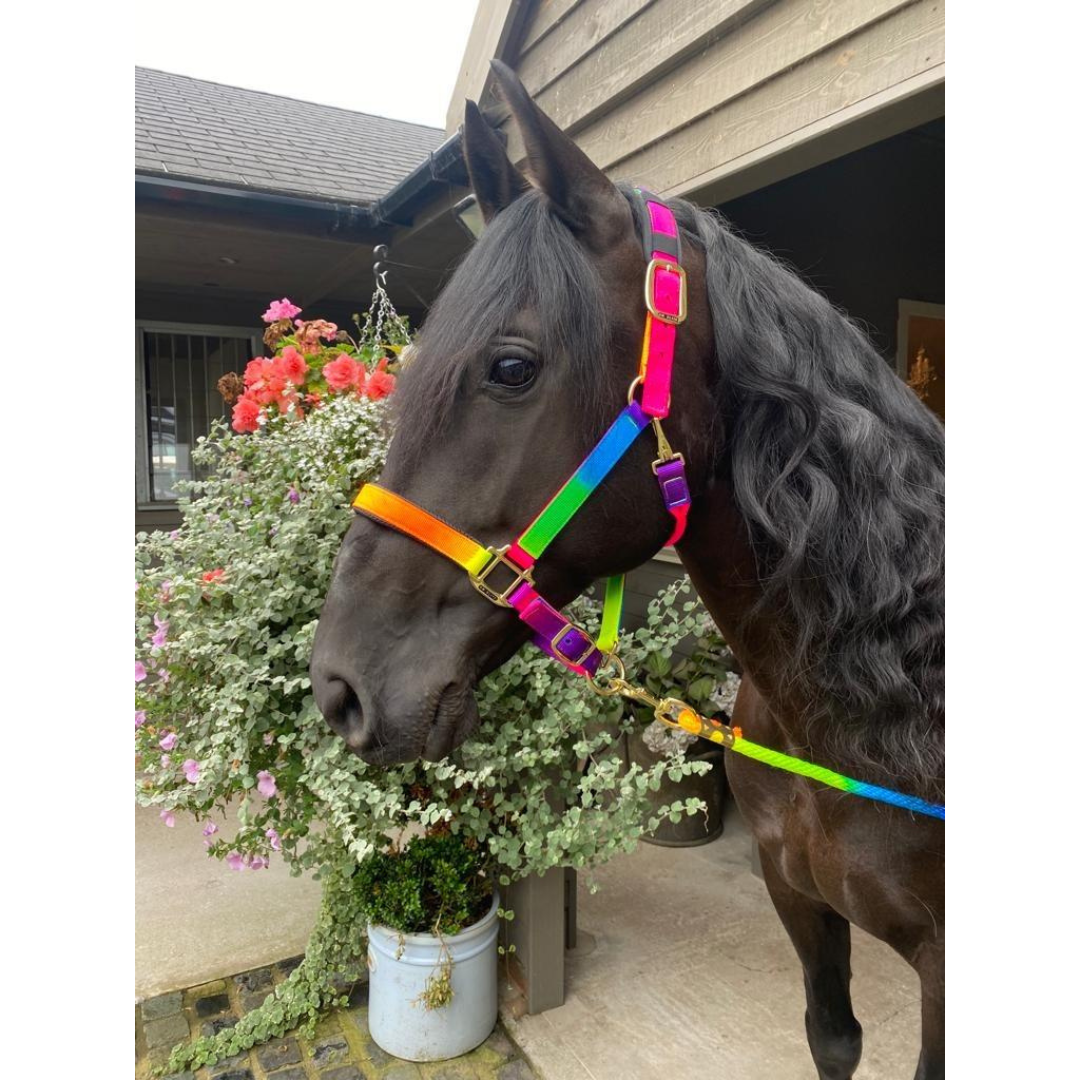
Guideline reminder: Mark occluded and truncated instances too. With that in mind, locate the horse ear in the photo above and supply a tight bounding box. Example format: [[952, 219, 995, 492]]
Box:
[[463, 99, 531, 224], [489, 59, 629, 247]]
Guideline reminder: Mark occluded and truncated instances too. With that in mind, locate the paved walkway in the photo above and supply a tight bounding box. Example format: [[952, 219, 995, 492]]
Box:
[[135, 956, 535, 1080], [136, 803, 323, 999], [137, 800, 921, 1079], [504, 809, 922, 1080]]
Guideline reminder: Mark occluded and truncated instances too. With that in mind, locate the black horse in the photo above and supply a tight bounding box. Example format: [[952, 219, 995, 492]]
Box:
[[312, 63, 944, 1080]]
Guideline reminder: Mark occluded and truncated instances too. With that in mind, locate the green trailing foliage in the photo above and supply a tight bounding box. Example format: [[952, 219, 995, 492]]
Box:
[[135, 308, 729, 1073]]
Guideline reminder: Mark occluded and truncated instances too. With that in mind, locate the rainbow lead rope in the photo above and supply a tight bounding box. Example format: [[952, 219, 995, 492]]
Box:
[[668, 705, 945, 820]]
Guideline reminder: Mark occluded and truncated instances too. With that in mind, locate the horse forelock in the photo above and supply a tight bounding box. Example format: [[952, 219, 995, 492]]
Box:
[[390, 189, 619, 471]]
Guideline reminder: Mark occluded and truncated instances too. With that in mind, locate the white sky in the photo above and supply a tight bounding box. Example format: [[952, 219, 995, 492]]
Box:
[[135, 0, 481, 130]]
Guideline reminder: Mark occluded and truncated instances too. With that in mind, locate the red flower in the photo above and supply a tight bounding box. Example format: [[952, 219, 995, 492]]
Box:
[[279, 346, 308, 384], [232, 394, 261, 432], [202, 569, 225, 584], [364, 359, 396, 400], [324, 354, 363, 393], [243, 358, 272, 388]]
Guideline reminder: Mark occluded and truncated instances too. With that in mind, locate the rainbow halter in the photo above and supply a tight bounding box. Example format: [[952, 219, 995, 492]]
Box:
[[353, 191, 944, 822]]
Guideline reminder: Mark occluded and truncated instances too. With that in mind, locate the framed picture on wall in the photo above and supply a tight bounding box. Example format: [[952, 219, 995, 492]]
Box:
[[897, 300, 945, 421]]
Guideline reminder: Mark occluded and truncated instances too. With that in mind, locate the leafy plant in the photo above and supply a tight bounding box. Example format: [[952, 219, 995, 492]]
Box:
[[355, 832, 493, 937], [136, 295, 723, 1073]]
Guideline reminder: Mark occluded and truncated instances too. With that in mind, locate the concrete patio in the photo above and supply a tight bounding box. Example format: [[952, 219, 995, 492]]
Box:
[[137, 802, 920, 1078], [504, 809, 922, 1080]]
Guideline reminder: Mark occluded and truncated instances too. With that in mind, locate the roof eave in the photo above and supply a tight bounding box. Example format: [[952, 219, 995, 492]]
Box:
[[135, 173, 382, 240]]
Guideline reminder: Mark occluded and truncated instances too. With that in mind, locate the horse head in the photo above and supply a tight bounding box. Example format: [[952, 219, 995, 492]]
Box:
[[310, 63, 715, 764]]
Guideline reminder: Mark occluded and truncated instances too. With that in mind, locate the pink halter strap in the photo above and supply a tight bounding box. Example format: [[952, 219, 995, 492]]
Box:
[[354, 189, 691, 674]]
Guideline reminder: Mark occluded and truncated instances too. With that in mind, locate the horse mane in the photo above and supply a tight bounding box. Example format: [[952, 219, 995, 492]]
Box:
[[397, 182, 944, 797], [663, 190, 945, 799]]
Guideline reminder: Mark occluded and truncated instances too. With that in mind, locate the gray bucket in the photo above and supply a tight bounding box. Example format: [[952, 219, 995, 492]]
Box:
[[367, 892, 499, 1061]]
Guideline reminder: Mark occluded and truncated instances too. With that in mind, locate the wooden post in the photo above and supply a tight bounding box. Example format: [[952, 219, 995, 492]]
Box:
[[503, 867, 576, 1014]]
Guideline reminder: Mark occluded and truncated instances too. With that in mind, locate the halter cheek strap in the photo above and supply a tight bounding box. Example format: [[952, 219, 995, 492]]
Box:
[[353, 190, 688, 676]]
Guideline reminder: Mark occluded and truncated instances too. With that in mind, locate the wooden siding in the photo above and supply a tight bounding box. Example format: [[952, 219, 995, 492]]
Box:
[[498, 0, 944, 202]]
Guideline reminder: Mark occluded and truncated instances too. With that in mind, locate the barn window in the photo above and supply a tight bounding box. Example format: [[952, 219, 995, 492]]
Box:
[[136, 323, 259, 504]]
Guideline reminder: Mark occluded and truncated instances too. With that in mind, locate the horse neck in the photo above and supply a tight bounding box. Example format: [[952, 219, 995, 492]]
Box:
[[675, 479, 810, 734]]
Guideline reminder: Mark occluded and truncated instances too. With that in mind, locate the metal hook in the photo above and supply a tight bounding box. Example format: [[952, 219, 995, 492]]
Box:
[[373, 245, 390, 287]]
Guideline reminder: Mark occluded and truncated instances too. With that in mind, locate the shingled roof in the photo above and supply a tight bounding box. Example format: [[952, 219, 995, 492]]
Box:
[[135, 67, 447, 204]]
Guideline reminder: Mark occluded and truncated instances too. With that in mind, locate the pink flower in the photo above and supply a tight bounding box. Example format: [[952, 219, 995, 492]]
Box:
[[250, 856, 268, 871], [323, 354, 362, 393], [159, 581, 172, 602], [287, 487, 301, 504], [226, 851, 245, 871], [243, 358, 272, 388], [256, 770, 277, 798], [262, 298, 302, 323], [182, 759, 200, 783], [232, 394, 261, 433], [202, 822, 219, 837], [151, 614, 169, 649], [364, 359, 396, 400], [135, 710, 146, 728], [263, 732, 275, 746], [159, 732, 177, 751], [160, 810, 176, 828], [266, 827, 281, 851], [161, 755, 171, 767], [135, 661, 147, 683], [279, 346, 309, 384], [157, 668, 171, 686]]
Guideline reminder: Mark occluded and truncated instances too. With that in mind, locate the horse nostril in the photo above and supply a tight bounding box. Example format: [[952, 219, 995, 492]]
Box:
[[321, 678, 368, 749]]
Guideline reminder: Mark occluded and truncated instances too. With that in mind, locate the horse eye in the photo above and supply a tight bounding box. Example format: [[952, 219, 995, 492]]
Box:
[[488, 354, 537, 389]]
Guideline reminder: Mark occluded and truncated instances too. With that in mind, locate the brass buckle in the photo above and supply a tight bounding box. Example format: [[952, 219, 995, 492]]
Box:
[[469, 545, 534, 608], [644, 259, 687, 325], [550, 623, 598, 668]]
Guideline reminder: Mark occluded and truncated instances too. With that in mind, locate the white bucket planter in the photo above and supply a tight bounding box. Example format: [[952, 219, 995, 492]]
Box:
[[367, 892, 499, 1062]]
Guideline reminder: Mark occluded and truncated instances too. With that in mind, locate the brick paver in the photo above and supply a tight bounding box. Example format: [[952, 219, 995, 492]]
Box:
[[135, 956, 537, 1080]]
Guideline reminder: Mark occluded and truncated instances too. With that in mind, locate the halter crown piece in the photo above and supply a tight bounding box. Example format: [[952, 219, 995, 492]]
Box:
[[352, 191, 944, 821]]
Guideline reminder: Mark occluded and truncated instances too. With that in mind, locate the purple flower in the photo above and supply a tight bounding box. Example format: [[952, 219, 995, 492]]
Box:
[[226, 851, 245, 871], [182, 759, 200, 783], [256, 770, 277, 798], [266, 827, 281, 851], [250, 856, 268, 871], [287, 487, 301, 504], [135, 661, 147, 683], [202, 822, 218, 837], [243, 497, 253, 507], [160, 810, 176, 828], [135, 710, 146, 729], [151, 614, 169, 649], [159, 732, 177, 751], [169, 530, 179, 540]]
